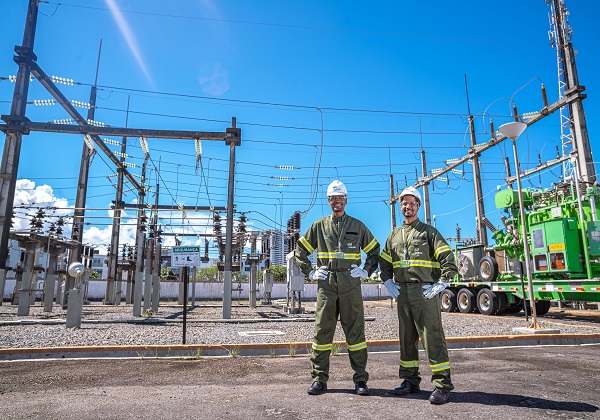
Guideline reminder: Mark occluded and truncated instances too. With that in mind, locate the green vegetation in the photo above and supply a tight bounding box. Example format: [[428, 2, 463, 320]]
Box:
[[288, 342, 297, 357], [258, 264, 287, 283], [230, 345, 241, 357], [332, 343, 343, 356], [160, 267, 178, 281]]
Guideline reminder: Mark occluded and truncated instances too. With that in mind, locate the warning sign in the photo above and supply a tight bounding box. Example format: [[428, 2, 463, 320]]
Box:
[[171, 246, 201, 267]]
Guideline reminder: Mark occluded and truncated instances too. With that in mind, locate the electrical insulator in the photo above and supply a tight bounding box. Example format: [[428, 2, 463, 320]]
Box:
[[292, 210, 301, 233], [237, 213, 247, 233], [213, 212, 222, 235]]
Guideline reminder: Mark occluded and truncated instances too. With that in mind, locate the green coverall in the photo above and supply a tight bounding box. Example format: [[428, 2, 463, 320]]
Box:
[[379, 219, 457, 390], [295, 213, 380, 384]]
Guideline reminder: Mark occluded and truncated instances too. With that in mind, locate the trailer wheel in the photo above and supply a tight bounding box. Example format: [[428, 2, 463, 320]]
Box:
[[496, 292, 508, 315], [534, 300, 551, 316], [476, 288, 499, 316], [457, 288, 476, 313], [478, 256, 498, 282], [440, 289, 457, 312]]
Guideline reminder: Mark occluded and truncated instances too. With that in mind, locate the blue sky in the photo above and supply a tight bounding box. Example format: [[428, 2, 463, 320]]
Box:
[[0, 0, 598, 257]]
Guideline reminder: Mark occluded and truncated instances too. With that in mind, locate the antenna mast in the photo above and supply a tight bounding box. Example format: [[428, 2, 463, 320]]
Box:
[[547, 0, 596, 183]]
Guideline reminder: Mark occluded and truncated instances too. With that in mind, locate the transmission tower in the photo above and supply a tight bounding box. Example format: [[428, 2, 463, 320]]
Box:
[[547, 0, 596, 183]]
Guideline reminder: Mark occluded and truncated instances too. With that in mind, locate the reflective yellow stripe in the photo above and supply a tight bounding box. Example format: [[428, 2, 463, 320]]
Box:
[[316, 252, 361, 260], [347, 341, 367, 352], [390, 260, 440, 269], [363, 238, 378, 253], [408, 260, 441, 268], [434, 245, 451, 259], [430, 361, 450, 372], [400, 359, 419, 368], [380, 251, 392, 263], [343, 253, 361, 260], [312, 343, 332, 352], [299, 236, 314, 254], [317, 252, 338, 258]]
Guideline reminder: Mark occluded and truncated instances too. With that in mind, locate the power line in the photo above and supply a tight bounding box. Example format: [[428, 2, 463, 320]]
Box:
[[44, 1, 548, 47]]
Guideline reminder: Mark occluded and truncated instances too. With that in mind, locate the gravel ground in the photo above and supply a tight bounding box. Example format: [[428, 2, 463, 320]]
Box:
[[1, 299, 599, 349]]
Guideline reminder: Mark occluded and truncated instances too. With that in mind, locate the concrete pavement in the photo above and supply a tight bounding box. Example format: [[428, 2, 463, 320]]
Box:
[[1, 344, 599, 419]]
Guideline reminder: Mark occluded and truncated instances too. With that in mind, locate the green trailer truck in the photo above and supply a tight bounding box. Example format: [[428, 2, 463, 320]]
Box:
[[441, 181, 600, 316]]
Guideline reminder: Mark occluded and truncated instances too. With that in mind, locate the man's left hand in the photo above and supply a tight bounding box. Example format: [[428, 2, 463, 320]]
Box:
[[350, 264, 369, 279], [422, 280, 449, 299]]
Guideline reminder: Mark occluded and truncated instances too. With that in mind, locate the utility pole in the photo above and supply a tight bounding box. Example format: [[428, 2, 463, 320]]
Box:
[[420, 151, 431, 225], [389, 174, 396, 229], [248, 231, 259, 308], [106, 92, 127, 305], [151, 184, 161, 312], [464, 73, 488, 246], [143, 217, 155, 312], [0, 0, 40, 293], [223, 117, 241, 319], [132, 155, 148, 316], [64, 41, 102, 308], [468, 114, 487, 246]]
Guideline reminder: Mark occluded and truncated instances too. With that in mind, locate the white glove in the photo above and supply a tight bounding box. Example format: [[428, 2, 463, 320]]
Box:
[[383, 279, 401, 299], [422, 281, 449, 299], [309, 266, 329, 281], [350, 264, 369, 279]]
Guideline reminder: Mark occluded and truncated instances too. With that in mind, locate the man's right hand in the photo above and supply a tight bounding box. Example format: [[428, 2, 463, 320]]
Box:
[[309, 266, 329, 281], [383, 279, 401, 299]]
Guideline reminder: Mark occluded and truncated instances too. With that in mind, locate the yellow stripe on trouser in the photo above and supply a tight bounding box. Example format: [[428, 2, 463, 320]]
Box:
[[347, 341, 367, 352], [430, 361, 450, 372], [400, 359, 419, 368], [312, 343, 333, 352]]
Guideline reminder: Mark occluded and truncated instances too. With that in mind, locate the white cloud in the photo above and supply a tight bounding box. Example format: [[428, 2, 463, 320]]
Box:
[[198, 62, 230, 96], [13, 179, 218, 253]]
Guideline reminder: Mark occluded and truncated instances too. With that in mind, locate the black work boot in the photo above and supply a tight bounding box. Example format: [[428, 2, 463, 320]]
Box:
[[355, 381, 369, 396], [392, 381, 420, 396], [429, 388, 451, 404], [307, 381, 327, 395]]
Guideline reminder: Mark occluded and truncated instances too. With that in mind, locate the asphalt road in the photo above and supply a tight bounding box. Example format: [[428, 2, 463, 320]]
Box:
[[1, 344, 599, 419]]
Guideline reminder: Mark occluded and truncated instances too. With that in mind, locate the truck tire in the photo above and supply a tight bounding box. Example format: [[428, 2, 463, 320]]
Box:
[[457, 288, 476, 313], [476, 288, 499, 316], [496, 292, 508, 315], [440, 289, 457, 312], [534, 300, 551, 316], [478, 256, 498, 282]]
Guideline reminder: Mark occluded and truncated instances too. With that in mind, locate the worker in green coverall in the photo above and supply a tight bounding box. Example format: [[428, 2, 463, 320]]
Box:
[[380, 186, 457, 405], [295, 180, 380, 396]]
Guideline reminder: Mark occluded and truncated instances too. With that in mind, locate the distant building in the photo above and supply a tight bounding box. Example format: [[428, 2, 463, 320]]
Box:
[[91, 249, 107, 278], [269, 231, 286, 266]]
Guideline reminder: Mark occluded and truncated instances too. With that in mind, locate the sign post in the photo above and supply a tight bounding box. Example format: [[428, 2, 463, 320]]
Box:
[[171, 246, 201, 344]]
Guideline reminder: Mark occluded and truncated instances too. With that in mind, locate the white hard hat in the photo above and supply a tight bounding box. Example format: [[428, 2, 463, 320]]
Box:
[[327, 180, 348, 197], [399, 186, 421, 204]]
